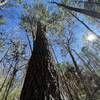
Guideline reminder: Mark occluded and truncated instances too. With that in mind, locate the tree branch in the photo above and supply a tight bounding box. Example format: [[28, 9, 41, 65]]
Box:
[[50, 2, 100, 19]]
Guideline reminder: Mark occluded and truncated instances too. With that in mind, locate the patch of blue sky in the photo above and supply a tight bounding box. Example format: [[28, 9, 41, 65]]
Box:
[[71, 13, 100, 52], [0, 4, 23, 31], [1, 0, 100, 63]]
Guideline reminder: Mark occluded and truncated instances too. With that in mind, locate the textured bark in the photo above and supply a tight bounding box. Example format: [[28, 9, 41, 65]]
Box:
[[20, 22, 61, 100]]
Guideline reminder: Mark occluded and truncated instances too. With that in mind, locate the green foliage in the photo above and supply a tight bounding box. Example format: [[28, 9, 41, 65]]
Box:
[[21, 1, 73, 36], [0, 82, 21, 100], [0, 16, 5, 25], [17, 0, 23, 4], [23, 4, 29, 11], [7, 88, 21, 100]]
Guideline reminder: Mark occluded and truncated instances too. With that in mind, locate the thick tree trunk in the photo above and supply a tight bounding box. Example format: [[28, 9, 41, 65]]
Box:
[[20, 22, 61, 100]]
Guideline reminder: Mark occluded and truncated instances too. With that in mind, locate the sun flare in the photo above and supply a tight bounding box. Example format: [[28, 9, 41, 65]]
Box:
[[86, 34, 97, 42]]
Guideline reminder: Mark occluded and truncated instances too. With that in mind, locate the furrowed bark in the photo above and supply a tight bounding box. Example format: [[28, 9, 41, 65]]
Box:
[[20, 22, 61, 100]]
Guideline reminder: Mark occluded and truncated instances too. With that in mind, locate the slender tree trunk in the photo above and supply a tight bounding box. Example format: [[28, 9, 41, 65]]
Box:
[[50, 2, 100, 19], [66, 46, 93, 100], [20, 22, 61, 100], [2, 68, 16, 100]]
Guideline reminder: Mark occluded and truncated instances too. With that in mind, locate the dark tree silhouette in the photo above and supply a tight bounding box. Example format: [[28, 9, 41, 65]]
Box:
[[50, 2, 100, 19], [20, 22, 61, 100]]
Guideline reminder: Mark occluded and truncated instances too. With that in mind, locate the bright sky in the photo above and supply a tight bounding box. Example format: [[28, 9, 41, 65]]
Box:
[[0, 0, 100, 63]]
